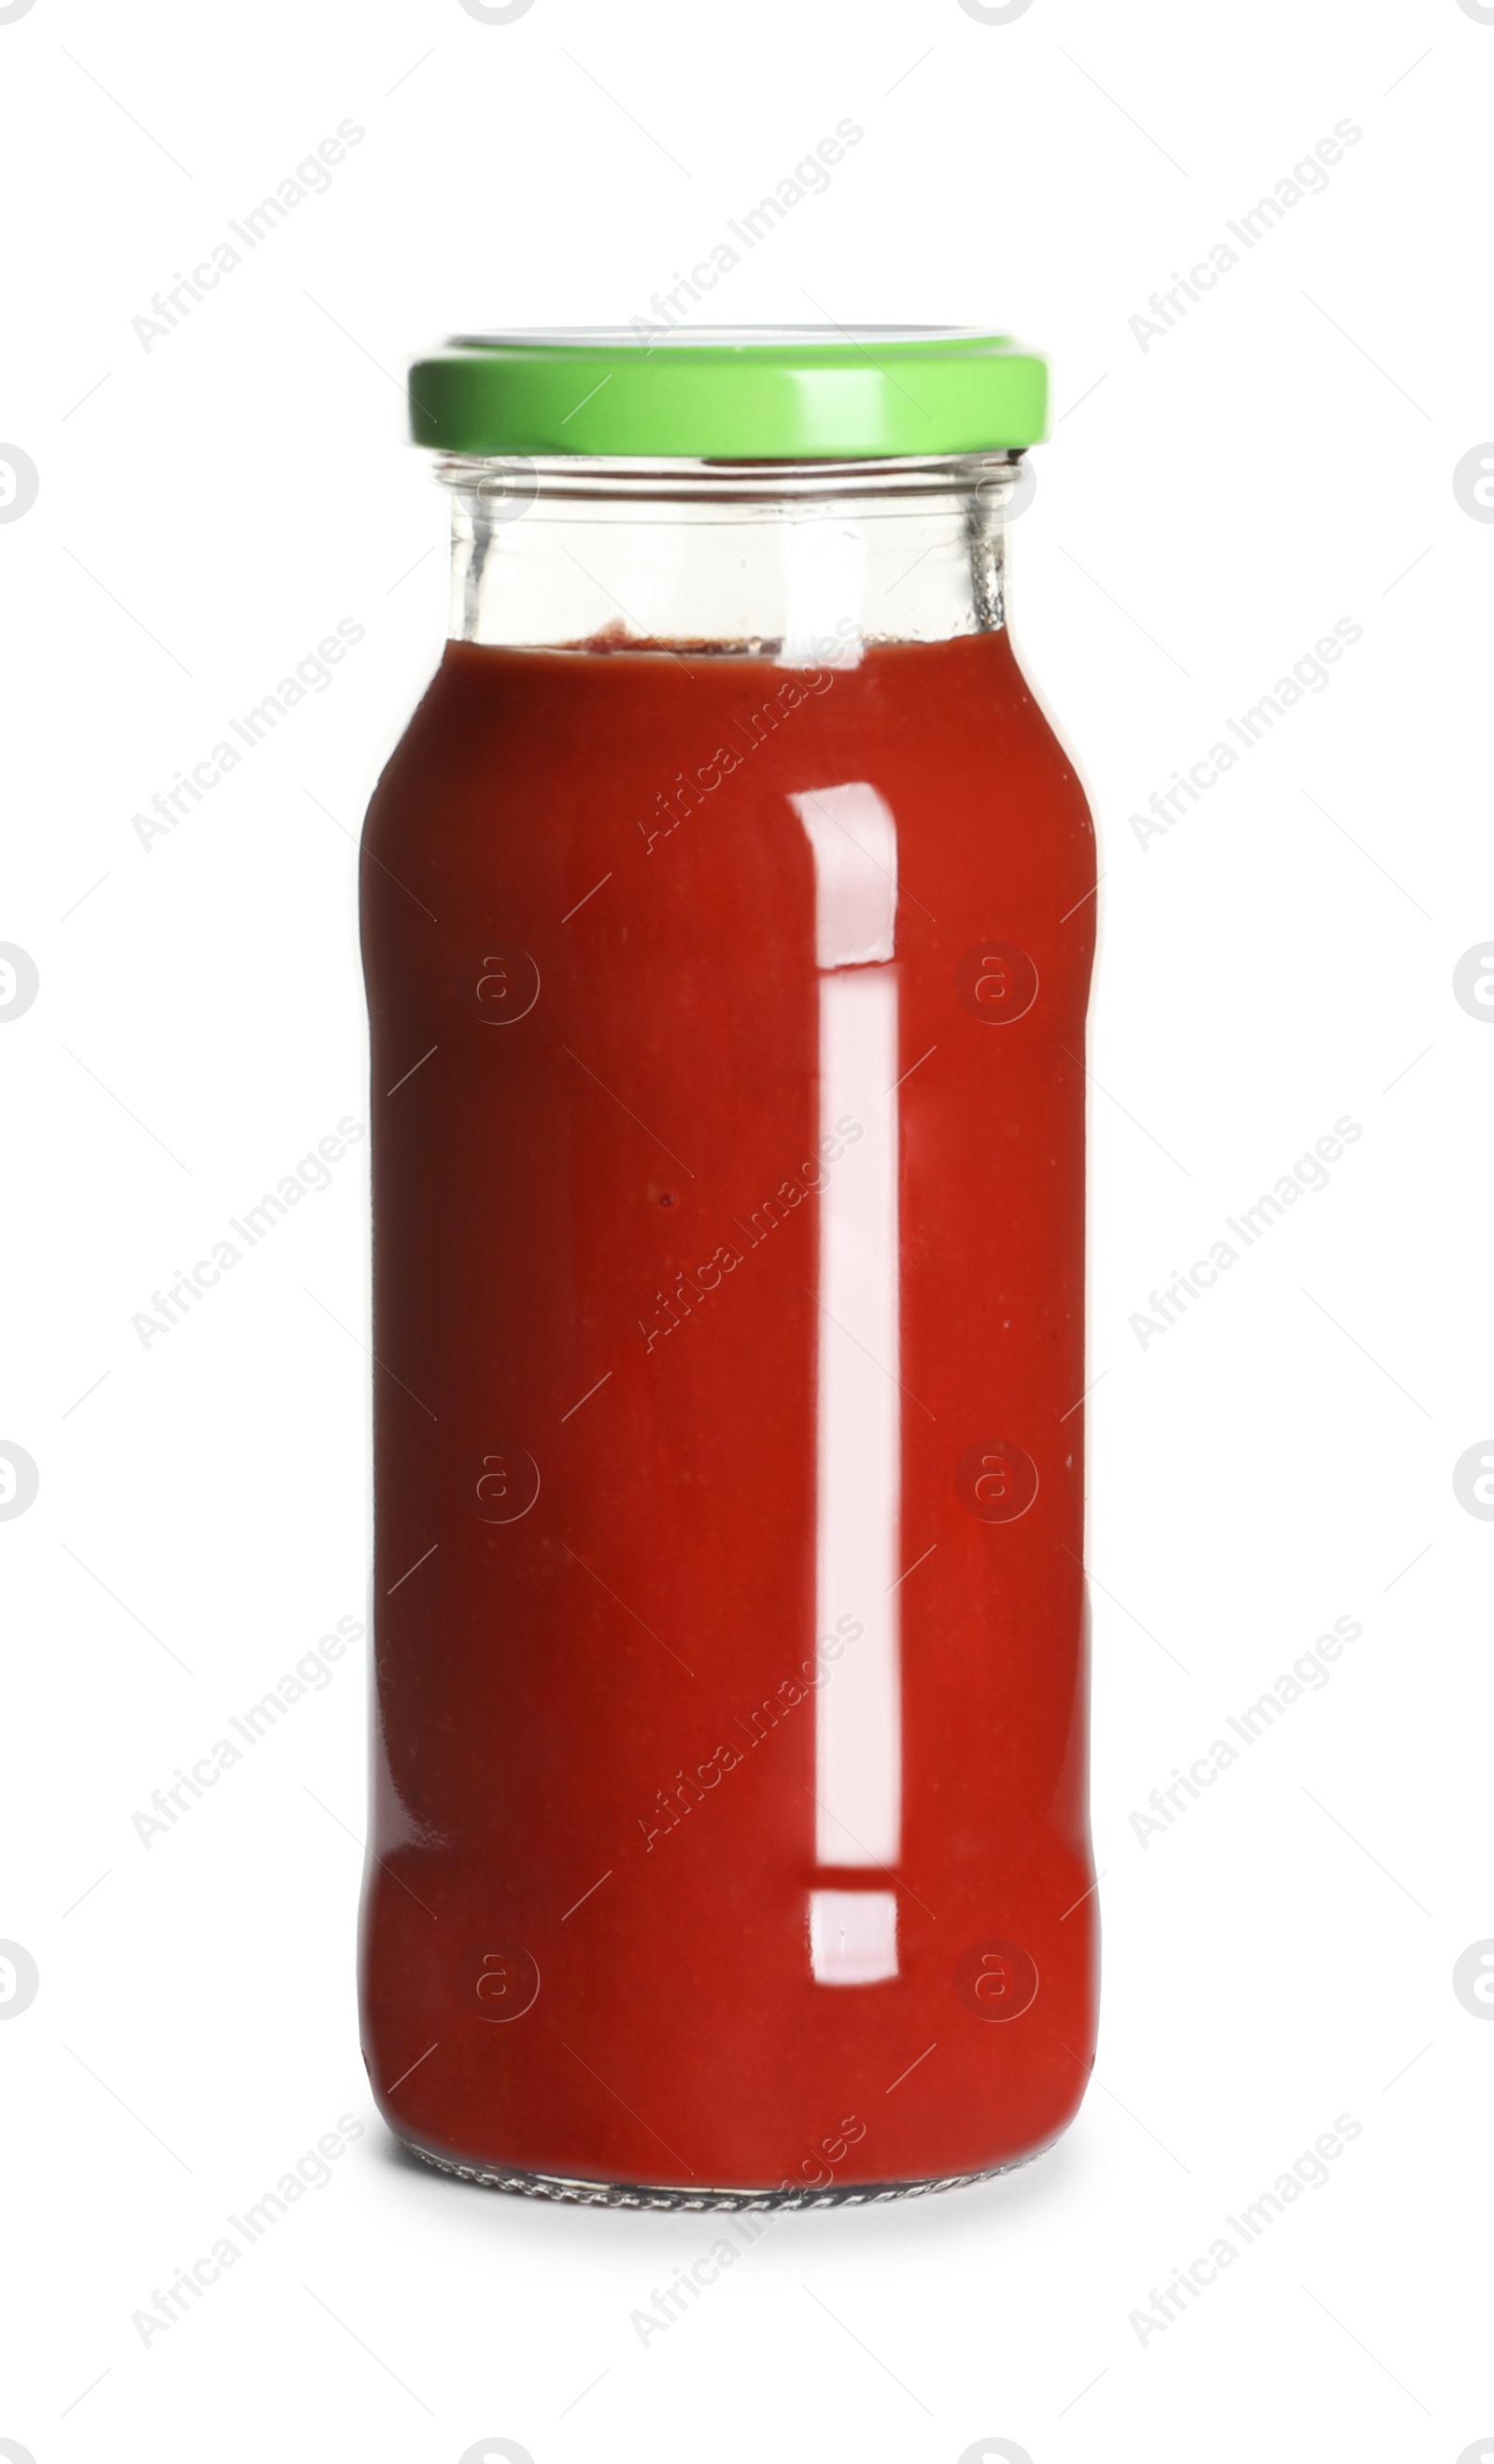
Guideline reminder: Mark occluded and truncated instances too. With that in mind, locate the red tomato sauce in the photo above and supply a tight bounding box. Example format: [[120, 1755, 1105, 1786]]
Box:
[[359, 626, 1097, 2195]]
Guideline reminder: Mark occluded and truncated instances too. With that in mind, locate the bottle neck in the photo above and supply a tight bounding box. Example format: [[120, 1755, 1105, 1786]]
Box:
[[439, 453, 1024, 661]]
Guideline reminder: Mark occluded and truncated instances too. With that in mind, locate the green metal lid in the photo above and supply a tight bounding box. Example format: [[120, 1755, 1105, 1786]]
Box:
[[408, 328, 1048, 460]]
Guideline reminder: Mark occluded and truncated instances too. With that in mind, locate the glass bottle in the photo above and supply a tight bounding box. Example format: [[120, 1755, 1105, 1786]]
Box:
[[359, 333, 1097, 2206]]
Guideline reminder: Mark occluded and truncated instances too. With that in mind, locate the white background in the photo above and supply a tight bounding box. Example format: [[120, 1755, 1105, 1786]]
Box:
[[1, 0, 1490, 2457]]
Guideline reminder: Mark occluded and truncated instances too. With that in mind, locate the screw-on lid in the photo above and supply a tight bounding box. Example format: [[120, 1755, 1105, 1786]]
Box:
[[409, 328, 1048, 460]]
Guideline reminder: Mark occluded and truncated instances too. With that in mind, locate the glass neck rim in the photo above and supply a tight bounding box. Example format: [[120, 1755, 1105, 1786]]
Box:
[[433, 450, 1026, 506]]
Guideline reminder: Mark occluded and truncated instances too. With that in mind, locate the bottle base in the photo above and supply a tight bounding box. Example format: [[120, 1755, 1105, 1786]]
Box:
[[397, 2131, 1042, 2210]]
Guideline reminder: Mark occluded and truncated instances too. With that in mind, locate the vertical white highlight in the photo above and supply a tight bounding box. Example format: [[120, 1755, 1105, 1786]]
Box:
[[813, 967, 901, 1864], [795, 786, 897, 970], [810, 1889, 899, 1986], [792, 787, 902, 1876], [779, 517, 866, 670]]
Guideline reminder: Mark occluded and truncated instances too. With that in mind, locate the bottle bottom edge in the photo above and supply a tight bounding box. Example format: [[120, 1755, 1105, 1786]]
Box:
[[393, 2131, 1047, 2210]]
